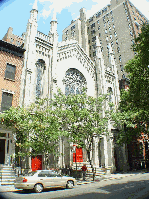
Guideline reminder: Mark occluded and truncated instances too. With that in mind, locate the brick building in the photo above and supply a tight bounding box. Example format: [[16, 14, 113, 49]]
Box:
[[0, 37, 25, 165], [2, 27, 23, 47]]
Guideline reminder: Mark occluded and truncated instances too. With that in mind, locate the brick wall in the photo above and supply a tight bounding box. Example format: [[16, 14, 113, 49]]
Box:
[[0, 50, 23, 109], [2, 27, 23, 47]]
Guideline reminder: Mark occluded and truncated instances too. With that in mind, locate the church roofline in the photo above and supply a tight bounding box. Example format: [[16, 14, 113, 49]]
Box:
[[57, 40, 95, 73]]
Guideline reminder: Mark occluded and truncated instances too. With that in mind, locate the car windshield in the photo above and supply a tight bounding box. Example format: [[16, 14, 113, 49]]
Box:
[[26, 171, 37, 176]]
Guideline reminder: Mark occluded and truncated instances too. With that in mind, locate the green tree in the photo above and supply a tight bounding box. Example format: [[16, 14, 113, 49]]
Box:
[[112, 23, 149, 144], [0, 88, 112, 166], [0, 99, 63, 167], [52, 88, 111, 162]]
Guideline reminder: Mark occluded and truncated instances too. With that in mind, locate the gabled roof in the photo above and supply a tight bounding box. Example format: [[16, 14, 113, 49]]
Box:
[[57, 40, 95, 79]]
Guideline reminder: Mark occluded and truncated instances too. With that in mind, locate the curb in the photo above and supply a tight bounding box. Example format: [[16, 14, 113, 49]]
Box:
[[0, 186, 20, 192], [77, 181, 95, 185]]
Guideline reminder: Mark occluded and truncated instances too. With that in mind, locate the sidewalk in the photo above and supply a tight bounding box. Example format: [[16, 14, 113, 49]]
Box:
[[76, 169, 149, 185], [0, 170, 148, 192], [0, 184, 20, 192]]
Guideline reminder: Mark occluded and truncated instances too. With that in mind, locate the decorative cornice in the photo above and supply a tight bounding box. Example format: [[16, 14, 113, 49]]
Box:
[[0, 40, 25, 58]]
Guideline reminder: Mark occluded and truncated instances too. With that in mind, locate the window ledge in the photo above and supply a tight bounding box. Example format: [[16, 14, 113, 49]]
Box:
[[4, 77, 15, 82]]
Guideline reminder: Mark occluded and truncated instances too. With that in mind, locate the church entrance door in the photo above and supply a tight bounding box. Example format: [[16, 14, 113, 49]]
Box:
[[0, 139, 5, 164], [73, 147, 83, 162], [31, 155, 42, 171]]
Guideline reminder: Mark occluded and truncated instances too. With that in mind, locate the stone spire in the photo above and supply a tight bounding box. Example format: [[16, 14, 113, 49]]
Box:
[[50, 11, 58, 34], [96, 36, 101, 47], [32, 0, 38, 11], [50, 11, 58, 87], [22, 0, 39, 107], [52, 10, 57, 21], [29, 0, 38, 23], [96, 36, 101, 58], [80, 7, 89, 55]]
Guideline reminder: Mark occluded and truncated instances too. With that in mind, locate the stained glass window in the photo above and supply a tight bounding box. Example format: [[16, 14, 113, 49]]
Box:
[[63, 68, 87, 96], [35, 59, 46, 98]]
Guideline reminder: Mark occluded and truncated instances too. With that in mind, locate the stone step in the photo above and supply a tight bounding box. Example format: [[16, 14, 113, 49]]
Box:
[[0, 165, 12, 168], [1, 166, 13, 168], [0, 166, 16, 184], [1, 178, 15, 182], [1, 176, 16, 179], [2, 173, 15, 176], [1, 170, 15, 173], [87, 171, 105, 174], [1, 169, 13, 172], [1, 175, 15, 178], [1, 182, 15, 185], [73, 162, 91, 166]]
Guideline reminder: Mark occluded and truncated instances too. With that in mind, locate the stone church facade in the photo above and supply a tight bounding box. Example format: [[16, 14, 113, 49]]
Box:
[[17, 0, 124, 172], [0, 0, 147, 172]]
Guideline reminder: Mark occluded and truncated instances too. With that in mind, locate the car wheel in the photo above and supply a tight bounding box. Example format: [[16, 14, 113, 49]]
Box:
[[34, 183, 43, 193], [66, 180, 74, 189]]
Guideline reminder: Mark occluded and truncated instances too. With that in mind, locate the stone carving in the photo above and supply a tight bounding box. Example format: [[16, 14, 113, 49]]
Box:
[[57, 42, 96, 80]]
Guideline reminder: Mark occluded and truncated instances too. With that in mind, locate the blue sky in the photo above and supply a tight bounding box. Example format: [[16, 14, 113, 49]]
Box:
[[0, 0, 149, 42]]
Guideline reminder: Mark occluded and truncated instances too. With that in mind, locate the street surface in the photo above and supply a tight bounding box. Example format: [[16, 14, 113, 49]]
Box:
[[0, 173, 149, 199]]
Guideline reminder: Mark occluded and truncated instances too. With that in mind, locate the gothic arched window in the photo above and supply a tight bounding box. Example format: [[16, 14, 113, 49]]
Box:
[[107, 87, 113, 102], [35, 59, 46, 98], [63, 68, 87, 96]]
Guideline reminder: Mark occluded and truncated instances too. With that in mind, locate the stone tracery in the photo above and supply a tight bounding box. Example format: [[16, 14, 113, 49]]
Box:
[[63, 68, 87, 95], [35, 59, 46, 98]]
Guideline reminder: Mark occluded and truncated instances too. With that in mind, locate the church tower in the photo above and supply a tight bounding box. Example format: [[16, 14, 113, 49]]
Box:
[[49, 12, 58, 90], [95, 36, 106, 96], [20, 0, 38, 106], [80, 8, 89, 56]]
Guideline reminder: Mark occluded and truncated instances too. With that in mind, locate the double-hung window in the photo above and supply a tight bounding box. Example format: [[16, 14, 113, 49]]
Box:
[[5, 64, 16, 80], [1, 92, 13, 112]]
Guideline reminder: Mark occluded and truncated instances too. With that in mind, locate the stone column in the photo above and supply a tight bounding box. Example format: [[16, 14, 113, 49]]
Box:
[[92, 136, 99, 167], [110, 136, 116, 172], [122, 144, 129, 171], [58, 137, 65, 168], [104, 135, 108, 168], [70, 142, 74, 167]]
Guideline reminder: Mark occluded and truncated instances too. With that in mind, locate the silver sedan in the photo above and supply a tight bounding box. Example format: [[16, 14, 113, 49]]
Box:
[[14, 170, 77, 193]]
